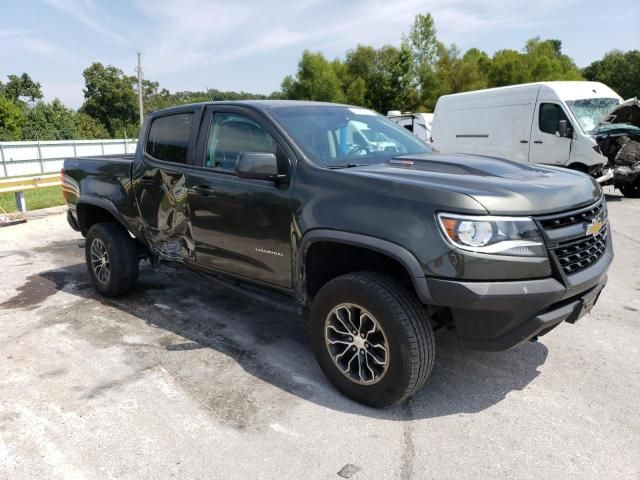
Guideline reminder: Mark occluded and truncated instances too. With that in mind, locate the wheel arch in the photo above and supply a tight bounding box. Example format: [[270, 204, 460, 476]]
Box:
[[297, 229, 434, 305], [76, 195, 134, 237]]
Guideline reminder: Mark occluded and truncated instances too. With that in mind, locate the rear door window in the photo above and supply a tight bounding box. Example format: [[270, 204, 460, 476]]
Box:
[[146, 113, 194, 163]]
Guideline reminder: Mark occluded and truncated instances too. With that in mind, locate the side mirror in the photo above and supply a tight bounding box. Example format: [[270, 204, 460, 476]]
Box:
[[558, 120, 572, 138], [235, 152, 285, 182]]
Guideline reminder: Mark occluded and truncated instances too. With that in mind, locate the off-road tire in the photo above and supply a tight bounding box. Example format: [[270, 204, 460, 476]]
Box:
[[85, 222, 139, 297], [309, 271, 435, 408], [620, 179, 640, 198]]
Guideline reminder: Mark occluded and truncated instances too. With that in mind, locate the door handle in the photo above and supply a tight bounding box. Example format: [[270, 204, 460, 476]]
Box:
[[534, 140, 543, 144], [520, 140, 529, 144], [193, 185, 215, 196], [139, 176, 155, 186]]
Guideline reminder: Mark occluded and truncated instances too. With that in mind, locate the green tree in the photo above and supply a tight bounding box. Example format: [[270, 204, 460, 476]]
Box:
[[345, 77, 366, 106], [0, 73, 43, 103], [487, 49, 531, 87], [416, 63, 441, 110], [344, 45, 377, 105], [583, 50, 640, 99], [22, 99, 79, 140], [433, 44, 488, 95], [281, 51, 345, 102], [407, 13, 438, 67], [75, 112, 110, 139], [404, 14, 440, 110], [81, 63, 138, 137], [366, 44, 418, 113], [524, 38, 582, 81], [463, 48, 492, 79], [0, 95, 25, 140]]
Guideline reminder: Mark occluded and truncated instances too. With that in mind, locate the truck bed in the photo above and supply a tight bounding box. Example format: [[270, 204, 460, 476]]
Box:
[[63, 154, 138, 233]]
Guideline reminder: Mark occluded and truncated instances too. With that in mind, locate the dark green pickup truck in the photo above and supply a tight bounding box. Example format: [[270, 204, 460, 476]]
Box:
[[62, 101, 612, 407]]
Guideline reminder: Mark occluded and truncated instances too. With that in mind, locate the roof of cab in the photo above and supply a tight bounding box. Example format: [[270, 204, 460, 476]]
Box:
[[150, 99, 357, 117]]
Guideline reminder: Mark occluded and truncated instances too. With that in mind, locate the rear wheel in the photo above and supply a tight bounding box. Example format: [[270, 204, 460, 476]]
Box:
[[85, 222, 139, 297], [309, 272, 435, 408]]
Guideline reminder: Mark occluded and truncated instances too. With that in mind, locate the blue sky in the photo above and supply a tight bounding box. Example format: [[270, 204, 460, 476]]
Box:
[[1, 0, 638, 109]]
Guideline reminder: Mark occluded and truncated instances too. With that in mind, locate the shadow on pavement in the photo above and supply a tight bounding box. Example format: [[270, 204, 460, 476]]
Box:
[[13, 246, 548, 420]]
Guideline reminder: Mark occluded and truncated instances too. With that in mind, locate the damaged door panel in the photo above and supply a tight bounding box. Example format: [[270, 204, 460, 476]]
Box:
[[135, 168, 194, 259], [133, 111, 197, 259], [594, 98, 640, 197]]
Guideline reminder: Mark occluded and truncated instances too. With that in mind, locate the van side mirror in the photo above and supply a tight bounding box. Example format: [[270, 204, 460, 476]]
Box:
[[558, 120, 572, 138], [235, 152, 285, 182]]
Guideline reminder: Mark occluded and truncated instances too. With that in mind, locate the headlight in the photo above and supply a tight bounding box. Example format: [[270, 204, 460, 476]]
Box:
[[437, 213, 546, 257]]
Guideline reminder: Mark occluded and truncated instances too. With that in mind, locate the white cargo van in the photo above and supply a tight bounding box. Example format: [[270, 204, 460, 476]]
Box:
[[431, 81, 622, 182]]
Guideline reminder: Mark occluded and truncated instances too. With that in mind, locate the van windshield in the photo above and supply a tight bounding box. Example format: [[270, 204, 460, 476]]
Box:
[[566, 98, 621, 134], [271, 105, 431, 168]]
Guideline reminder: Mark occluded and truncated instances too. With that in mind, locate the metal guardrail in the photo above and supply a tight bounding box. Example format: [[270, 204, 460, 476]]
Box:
[[0, 174, 61, 212], [0, 139, 137, 178]]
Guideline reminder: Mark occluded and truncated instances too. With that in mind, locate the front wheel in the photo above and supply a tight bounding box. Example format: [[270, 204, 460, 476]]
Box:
[[309, 272, 435, 408], [620, 178, 640, 198], [85, 222, 139, 297]]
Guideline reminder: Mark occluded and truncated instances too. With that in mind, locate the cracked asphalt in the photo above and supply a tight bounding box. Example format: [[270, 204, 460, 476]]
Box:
[[0, 188, 639, 480]]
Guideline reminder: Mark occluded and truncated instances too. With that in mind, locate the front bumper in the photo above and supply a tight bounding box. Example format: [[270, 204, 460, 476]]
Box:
[[425, 231, 612, 351], [596, 167, 614, 184]]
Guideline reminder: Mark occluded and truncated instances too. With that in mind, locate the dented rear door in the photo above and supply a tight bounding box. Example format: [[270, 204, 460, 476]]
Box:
[[133, 110, 198, 261]]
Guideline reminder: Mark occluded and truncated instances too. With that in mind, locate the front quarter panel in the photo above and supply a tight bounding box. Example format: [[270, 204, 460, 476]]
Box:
[[292, 162, 554, 281]]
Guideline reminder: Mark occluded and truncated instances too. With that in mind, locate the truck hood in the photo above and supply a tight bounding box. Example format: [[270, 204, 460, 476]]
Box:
[[600, 97, 640, 127], [593, 97, 640, 135], [592, 98, 640, 173], [340, 153, 601, 215]]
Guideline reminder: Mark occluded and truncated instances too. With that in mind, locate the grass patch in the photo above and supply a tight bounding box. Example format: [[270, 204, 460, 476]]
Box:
[[0, 186, 65, 213]]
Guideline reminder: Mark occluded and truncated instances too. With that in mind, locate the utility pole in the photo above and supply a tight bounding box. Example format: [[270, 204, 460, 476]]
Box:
[[136, 51, 144, 126]]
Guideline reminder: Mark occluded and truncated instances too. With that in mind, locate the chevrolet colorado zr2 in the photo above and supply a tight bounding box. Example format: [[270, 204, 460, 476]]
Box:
[[62, 101, 612, 407]]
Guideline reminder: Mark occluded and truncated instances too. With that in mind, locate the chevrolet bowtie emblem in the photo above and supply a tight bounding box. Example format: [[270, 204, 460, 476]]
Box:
[[586, 217, 603, 237]]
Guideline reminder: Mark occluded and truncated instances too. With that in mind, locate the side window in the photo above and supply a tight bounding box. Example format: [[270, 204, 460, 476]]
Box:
[[146, 113, 193, 163], [539, 103, 569, 135], [205, 113, 278, 172]]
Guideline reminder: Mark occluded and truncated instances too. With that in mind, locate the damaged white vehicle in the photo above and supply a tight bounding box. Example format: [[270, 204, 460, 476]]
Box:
[[591, 98, 640, 197], [431, 82, 638, 191]]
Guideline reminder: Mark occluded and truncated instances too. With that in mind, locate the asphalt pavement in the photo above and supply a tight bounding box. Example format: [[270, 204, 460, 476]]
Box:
[[0, 188, 638, 479]]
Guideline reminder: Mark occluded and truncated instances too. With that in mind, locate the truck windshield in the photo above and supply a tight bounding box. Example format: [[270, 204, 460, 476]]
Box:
[[271, 105, 431, 167], [565, 98, 621, 134]]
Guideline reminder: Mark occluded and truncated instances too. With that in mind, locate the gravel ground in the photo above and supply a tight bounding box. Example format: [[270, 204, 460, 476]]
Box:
[[0, 188, 638, 480]]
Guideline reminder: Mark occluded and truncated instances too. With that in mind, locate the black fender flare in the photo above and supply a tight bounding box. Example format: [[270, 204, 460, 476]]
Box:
[[75, 195, 135, 238], [297, 229, 434, 304]]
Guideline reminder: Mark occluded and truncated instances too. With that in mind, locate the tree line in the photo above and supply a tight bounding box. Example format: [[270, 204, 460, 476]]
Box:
[[0, 13, 638, 142]]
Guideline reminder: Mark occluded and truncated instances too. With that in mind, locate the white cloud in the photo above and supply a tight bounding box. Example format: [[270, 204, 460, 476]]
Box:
[[0, 28, 70, 59], [11, 0, 617, 106], [131, 0, 587, 77], [43, 0, 126, 44]]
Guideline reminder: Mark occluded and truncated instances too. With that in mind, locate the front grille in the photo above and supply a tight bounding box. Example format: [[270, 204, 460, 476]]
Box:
[[552, 228, 608, 274], [539, 199, 606, 230], [536, 197, 609, 276]]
